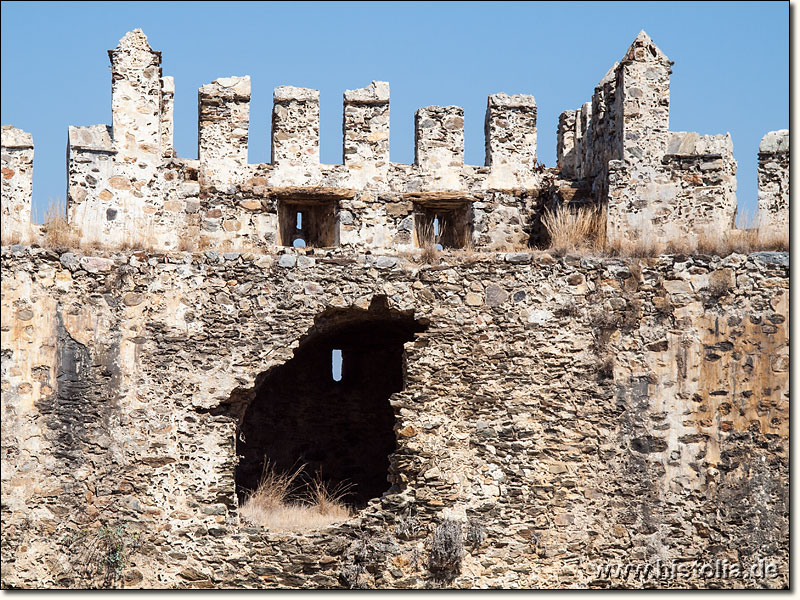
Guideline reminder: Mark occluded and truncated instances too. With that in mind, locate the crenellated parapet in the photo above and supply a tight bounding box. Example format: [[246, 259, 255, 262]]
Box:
[[1, 126, 34, 244], [557, 31, 737, 247], [0, 29, 778, 254], [757, 130, 789, 243], [54, 30, 543, 253]]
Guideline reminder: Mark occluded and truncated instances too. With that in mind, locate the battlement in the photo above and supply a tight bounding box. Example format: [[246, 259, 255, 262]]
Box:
[[0, 30, 789, 254]]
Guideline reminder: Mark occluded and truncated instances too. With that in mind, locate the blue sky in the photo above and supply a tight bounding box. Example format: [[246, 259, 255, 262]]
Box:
[[0, 1, 788, 222]]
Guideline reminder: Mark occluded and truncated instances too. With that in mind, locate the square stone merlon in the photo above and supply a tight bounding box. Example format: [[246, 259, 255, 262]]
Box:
[[1, 126, 34, 244], [485, 93, 537, 175], [343, 81, 390, 168], [108, 29, 164, 159], [198, 76, 251, 165], [272, 86, 320, 167], [757, 129, 789, 242], [1, 126, 34, 149], [414, 106, 464, 170], [759, 129, 789, 154]]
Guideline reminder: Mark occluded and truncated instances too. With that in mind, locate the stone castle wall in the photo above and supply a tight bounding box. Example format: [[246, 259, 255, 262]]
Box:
[[0, 28, 790, 590], [0, 245, 789, 588], [557, 32, 740, 246], [54, 30, 541, 255]]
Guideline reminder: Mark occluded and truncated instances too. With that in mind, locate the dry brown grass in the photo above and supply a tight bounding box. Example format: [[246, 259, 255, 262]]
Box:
[[544, 204, 787, 258], [239, 463, 352, 532], [543, 205, 606, 255], [42, 198, 79, 250], [1, 231, 22, 246], [416, 218, 441, 264]]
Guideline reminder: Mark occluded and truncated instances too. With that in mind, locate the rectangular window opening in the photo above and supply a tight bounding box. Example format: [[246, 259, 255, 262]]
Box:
[[414, 201, 472, 249], [278, 198, 339, 247]]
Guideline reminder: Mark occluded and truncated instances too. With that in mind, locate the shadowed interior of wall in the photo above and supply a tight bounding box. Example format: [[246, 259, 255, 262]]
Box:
[[235, 299, 427, 508]]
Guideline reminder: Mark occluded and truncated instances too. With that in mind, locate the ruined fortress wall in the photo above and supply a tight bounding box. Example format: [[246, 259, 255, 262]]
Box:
[[557, 32, 738, 246], [1, 30, 784, 257], [1, 126, 34, 245], [1, 245, 788, 589], [757, 130, 789, 241], [607, 132, 737, 246]]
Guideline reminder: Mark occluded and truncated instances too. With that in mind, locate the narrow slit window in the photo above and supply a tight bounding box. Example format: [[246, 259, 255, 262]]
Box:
[[296, 212, 303, 230], [433, 216, 443, 251], [331, 349, 342, 382]]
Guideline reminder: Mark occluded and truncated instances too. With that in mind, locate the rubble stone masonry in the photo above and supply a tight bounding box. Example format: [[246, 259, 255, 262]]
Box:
[[0, 28, 790, 589], [757, 130, 789, 242]]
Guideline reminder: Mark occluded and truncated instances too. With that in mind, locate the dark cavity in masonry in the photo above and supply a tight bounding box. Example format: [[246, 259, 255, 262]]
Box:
[[234, 298, 427, 508]]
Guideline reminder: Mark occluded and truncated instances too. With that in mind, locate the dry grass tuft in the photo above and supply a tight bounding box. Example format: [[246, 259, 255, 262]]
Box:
[[416, 218, 441, 264], [544, 204, 787, 258], [239, 463, 352, 532], [543, 205, 606, 255], [42, 198, 79, 250], [1, 231, 22, 246]]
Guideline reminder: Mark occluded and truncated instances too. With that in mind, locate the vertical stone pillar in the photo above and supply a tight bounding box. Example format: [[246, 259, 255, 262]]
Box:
[[198, 76, 251, 165], [757, 129, 789, 243], [67, 125, 115, 233], [271, 86, 320, 168], [618, 30, 672, 164], [109, 29, 163, 163], [485, 93, 537, 187], [414, 106, 464, 169], [160, 76, 175, 158], [1, 126, 33, 245], [557, 110, 578, 178], [343, 81, 390, 172]]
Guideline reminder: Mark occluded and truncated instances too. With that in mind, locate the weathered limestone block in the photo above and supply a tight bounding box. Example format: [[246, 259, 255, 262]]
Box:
[[414, 106, 464, 189], [1, 126, 33, 245], [757, 129, 789, 242], [484, 93, 537, 189], [343, 81, 390, 176], [272, 86, 320, 175], [109, 29, 164, 163], [198, 76, 251, 166], [66, 124, 120, 244]]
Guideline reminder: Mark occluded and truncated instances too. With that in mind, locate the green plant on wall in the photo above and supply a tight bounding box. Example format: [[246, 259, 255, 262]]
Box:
[[65, 522, 141, 588]]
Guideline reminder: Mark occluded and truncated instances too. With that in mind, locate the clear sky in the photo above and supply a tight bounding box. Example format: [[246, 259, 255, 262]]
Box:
[[0, 1, 789, 223]]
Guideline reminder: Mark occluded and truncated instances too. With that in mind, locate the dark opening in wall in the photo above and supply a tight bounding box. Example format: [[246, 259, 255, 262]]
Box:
[[414, 201, 473, 249], [235, 297, 427, 508], [278, 197, 338, 247]]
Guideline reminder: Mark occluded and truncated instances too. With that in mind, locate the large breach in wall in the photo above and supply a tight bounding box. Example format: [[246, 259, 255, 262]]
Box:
[[234, 297, 427, 508]]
